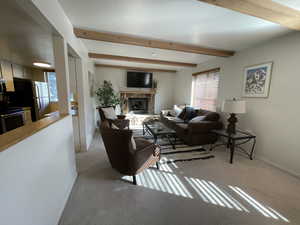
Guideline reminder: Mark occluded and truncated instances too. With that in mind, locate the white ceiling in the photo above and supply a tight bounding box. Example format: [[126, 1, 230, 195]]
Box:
[[58, 0, 299, 69], [273, 0, 300, 10], [0, 0, 56, 68]]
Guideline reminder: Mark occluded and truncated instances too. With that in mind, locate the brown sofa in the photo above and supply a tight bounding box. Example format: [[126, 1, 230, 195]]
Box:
[[100, 121, 160, 185], [160, 107, 223, 146]]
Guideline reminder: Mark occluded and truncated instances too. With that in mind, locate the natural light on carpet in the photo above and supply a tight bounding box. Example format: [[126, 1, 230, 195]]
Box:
[[123, 169, 193, 199], [122, 169, 289, 223]]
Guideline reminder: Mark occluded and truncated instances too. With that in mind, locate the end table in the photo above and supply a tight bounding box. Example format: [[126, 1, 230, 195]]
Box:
[[210, 129, 256, 164]]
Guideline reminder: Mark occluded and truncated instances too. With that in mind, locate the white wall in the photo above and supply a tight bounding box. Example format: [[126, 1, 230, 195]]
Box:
[[174, 32, 300, 177], [94, 67, 175, 114], [0, 116, 77, 225]]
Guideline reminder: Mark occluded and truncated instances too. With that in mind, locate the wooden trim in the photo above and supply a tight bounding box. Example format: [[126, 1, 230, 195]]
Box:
[[95, 64, 176, 73], [198, 0, 300, 31], [43, 69, 55, 73], [74, 28, 235, 57], [0, 113, 69, 152], [192, 67, 220, 76], [120, 89, 156, 95], [89, 53, 197, 67]]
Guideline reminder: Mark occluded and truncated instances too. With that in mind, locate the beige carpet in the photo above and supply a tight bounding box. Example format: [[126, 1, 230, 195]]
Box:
[[59, 131, 300, 225]]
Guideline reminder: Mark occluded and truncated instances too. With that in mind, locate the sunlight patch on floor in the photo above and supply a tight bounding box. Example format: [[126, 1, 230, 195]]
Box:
[[229, 186, 289, 223], [185, 177, 249, 212], [123, 169, 193, 199]]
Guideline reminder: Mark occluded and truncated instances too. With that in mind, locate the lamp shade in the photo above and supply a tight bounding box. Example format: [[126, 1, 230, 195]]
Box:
[[222, 99, 246, 114]]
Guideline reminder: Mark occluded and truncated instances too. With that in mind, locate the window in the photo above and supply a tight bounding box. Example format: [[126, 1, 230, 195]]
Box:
[[47, 72, 58, 102], [191, 69, 220, 111]]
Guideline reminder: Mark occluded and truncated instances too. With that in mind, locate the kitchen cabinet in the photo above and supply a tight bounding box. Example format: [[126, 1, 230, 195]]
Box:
[[12, 63, 24, 78], [0, 60, 14, 91], [23, 67, 33, 80]]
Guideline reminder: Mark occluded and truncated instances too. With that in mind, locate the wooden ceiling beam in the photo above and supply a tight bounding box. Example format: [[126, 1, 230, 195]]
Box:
[[89, 53, 197, 67], [74, 28, 235, 57], [95, 64, 177, 73], [198, 0, 300, 31]]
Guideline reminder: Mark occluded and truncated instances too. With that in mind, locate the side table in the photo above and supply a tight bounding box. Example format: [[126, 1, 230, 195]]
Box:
[[210, 129, 256, 164]]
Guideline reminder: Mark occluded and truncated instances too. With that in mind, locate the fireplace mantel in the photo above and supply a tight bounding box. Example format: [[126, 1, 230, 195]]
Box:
[[120, 89, 156, 114], [120, 88, 156, 95]]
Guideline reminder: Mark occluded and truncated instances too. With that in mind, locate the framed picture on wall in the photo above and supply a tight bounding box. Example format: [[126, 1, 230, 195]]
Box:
[[242, 62, 273, 98]]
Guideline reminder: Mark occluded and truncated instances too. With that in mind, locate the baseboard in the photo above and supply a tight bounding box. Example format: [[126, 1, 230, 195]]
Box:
[[257, 155, 300, 179], [56, 172, 78, 225]]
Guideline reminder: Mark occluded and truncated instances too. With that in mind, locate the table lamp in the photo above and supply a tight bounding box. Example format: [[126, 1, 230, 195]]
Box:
[[222, 98, 246, 134]]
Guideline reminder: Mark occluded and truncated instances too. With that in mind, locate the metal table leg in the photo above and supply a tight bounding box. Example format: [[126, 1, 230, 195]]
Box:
[[230, 139, 235, 164], [249, 138, 256, 160]]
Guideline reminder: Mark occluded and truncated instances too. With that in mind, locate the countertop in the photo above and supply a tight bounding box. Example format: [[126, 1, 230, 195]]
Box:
[[0, 112, 69, 152]]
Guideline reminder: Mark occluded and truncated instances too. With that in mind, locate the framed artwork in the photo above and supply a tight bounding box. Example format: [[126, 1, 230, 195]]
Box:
[[243, 62, 273, 98]]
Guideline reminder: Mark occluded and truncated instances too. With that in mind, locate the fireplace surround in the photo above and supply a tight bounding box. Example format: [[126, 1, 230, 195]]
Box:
[[128, 98, 148, 114], [120, 89, 156, 114]]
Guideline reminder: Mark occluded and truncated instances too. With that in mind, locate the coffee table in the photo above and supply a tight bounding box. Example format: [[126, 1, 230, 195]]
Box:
[[143, 120, 177, 149]]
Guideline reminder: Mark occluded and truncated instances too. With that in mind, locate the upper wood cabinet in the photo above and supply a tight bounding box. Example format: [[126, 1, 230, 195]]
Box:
[[23, 67, 33, 80], [0, 60, 14, 92], [12, 63, 24, 78]]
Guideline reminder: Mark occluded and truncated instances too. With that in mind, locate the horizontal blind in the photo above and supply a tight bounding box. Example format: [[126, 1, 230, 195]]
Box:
[[192, 70, 220, 111]]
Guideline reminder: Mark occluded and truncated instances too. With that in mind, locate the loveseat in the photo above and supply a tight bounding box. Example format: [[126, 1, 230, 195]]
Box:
[[160, 105, 223, 146]]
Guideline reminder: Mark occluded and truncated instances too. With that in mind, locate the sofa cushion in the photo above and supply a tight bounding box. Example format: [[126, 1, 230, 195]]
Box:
[[189, 116, 206, 123], [175, 123, 188, 134], [203, 112, 220, 121], [165, 116, 185, 123]]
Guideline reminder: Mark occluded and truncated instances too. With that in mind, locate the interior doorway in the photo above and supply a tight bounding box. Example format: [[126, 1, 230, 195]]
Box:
[[68, 50, 81, 153]]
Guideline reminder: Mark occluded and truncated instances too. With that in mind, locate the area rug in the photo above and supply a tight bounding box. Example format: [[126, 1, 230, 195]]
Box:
[[133, 129, 214, 164]]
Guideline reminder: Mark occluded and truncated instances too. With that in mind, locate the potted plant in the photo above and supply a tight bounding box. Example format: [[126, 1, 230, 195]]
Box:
[[95, 80, 120, 107]]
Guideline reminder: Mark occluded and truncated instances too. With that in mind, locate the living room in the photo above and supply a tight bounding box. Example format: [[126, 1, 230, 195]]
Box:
[[0, 1, 300, 225]]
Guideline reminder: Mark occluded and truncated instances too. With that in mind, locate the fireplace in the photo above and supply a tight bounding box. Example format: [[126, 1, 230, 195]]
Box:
[[128, 98, 148, 114], [120, 89, 156, 114]]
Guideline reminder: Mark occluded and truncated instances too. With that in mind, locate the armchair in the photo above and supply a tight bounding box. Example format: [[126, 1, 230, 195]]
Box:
[[100, 121, 160, 184], [98, 106, 130, 129]]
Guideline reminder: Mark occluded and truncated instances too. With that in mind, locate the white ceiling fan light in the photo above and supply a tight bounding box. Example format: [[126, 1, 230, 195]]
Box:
[[33, 61, 52, 68]]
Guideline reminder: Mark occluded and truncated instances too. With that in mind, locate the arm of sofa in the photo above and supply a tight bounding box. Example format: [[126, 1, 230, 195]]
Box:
[[161, 109, 175, 117], [188, 121, 223, 134]]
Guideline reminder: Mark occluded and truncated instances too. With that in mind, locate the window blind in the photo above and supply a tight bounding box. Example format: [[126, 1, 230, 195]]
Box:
[[192, 69, 220, 111]]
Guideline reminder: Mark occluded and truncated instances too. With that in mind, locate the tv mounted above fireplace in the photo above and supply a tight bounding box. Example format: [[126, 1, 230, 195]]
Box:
[[127, 71, 153, 88]]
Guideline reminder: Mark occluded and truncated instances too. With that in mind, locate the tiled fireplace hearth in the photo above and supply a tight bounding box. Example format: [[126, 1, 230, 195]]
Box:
[[120, 89, 156, 114]]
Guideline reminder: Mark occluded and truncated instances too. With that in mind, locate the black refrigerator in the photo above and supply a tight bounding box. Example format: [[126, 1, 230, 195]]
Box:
[[7, 78, 48, 122]]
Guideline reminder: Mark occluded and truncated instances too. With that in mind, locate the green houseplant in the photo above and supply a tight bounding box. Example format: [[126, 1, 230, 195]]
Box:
[[95, 80, 121, 107]]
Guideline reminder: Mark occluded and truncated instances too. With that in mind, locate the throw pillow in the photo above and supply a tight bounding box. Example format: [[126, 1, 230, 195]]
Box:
[[189, 116, 206, 123], [173, 105, 184, 116], [178, 107, 186, 120], [184, 107, 197, 121], [102, 107, 117, 120]]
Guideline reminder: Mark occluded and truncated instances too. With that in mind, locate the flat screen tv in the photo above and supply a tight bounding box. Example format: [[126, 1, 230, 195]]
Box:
[[127, 71, 153, 88]]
